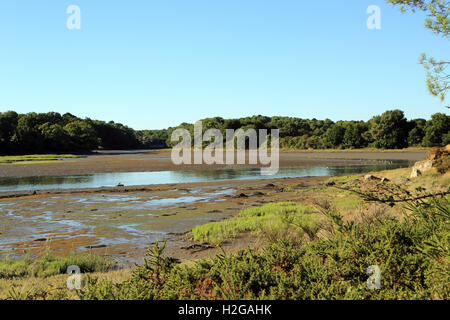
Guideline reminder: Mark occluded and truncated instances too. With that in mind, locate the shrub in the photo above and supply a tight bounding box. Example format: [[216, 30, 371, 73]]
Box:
[[74, 195, 449, 300]]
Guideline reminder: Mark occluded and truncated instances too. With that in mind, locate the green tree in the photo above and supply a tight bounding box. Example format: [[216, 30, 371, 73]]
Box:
[[0, 111, 18, 154], [407, 118, 427, 146], [14, 112, 45, 153], [324, 124, 345, 148], [39, 122, 69, 151], [368, 110, 409, 149], [342, 122, 369, 149], [63, 120, 100, 151], [423, 112, 450, 146]]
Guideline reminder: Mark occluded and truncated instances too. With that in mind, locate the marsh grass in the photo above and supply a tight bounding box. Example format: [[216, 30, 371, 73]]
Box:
[[0, 154, 83, 164], [191, 202, 322, 244], [0, 250, 112, 279]]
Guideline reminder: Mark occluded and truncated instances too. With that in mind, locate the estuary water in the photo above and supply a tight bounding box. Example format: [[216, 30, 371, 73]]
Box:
[[0, 160, 413, 192]]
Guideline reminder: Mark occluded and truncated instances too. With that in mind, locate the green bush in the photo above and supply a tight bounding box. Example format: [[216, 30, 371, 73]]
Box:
[[74, 195, 449, 300], [0, 252, 112, 279], [191, 202, 321, 244]]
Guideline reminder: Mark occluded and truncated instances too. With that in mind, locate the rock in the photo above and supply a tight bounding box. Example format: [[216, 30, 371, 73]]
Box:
[[235, 193, 248, 198], [444, 144, 450, 153], [412, 160, 433, 172], [250, 192, 265, 196], [427, 146, 449, 161], [85, 244, 107, 249], [325, 181, 336, 186], [410, 168, 422, 178], [381, 178, 390, 183], [364, 174, 380, 181]]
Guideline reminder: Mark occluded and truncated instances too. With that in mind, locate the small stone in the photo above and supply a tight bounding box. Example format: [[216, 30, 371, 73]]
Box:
[[393, 177, 410, 184], [364, 174, 380, 181], [85, 244, 107, 249], [236, 193, 248, 198], [410, 168, 422, 178], [325, 181, 336, 186]]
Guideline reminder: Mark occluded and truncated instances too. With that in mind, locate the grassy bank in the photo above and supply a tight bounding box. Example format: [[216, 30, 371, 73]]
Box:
[[191, 202, 321, 245], [0, 154, 83, 164], [279, 147, 429, 153], [0, 251, 112, 279]]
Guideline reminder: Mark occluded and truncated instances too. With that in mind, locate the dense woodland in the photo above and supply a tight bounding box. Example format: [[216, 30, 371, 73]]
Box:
[[0, 109, 448, 154]]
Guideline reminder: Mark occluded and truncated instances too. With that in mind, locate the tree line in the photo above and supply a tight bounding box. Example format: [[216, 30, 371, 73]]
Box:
[[0, 111, 167, 154], [0, 109, 448, 155], [167, 110, 449, 150]]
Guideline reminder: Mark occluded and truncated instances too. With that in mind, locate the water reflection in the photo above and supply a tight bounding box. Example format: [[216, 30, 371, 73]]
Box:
[[0, 160, 413, 192]]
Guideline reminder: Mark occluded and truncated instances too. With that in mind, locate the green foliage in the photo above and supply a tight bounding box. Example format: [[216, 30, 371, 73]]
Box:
[[342, 122, 368, 149], [324, 125, 345, 149], [73, 194, 449, 300], [0, 111, 164, 155], [368, 110, 409, 149], [0, 109, 448, 155], [423, 113, 450, 146], [191, 202, 321, 244], [135, 129, 169, 149], [435, 155, 450, 173], [408, 119, 427, 146], [0, 252, 112, 279]]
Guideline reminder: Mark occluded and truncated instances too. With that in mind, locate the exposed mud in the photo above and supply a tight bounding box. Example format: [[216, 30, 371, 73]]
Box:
[[0, 150, 425, 266], [0, 149, 425, 178]]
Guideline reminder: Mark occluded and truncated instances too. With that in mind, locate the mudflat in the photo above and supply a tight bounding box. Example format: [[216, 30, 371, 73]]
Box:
[[0, 149, 426, 178], [0, 150, 429, 265]]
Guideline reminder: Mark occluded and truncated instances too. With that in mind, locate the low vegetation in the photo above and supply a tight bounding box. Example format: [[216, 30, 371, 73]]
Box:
[[4, 186, 447, 300], [72, 193, 449, 300], [0, 251, 112, 279], [0, 154, 83, 164], [1, 159, 448, 300], [191, 202, 321, 244]]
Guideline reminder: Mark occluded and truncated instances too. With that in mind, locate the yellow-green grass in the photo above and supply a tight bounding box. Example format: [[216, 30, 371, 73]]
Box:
[[280, 147, 429, 153], [191, 202, 322, 245], [0, 154, 83, 164], [0, 252, 112, 279], [0, 268, 131, 300]]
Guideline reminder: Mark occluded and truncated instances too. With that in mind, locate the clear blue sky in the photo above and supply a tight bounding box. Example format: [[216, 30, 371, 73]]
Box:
[[0, 0, 448, 130]]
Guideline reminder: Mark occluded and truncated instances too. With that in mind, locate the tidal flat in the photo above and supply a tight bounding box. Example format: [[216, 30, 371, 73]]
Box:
[[0, 150, 427, 266]]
